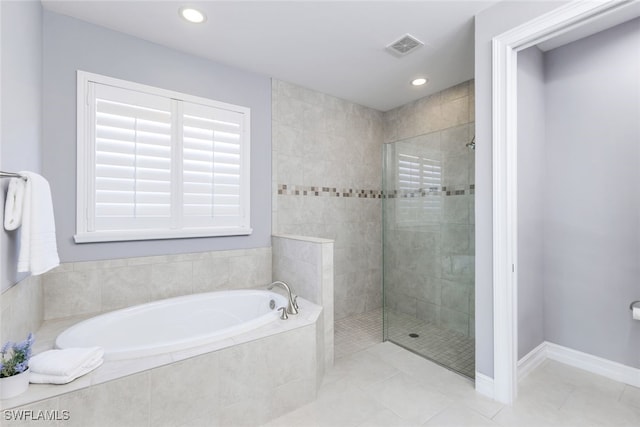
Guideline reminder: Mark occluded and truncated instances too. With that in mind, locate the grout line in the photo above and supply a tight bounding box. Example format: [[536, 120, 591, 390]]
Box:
[[490, 405, 506, 422], [555, 384, 577, 411], [421, 404, 453, 426]]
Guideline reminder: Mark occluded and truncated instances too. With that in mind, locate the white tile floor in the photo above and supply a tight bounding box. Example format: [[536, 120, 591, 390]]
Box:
[[263, 342, 640, 427]]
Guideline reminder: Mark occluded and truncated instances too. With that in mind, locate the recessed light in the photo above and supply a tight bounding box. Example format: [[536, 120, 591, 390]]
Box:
[[411, 77, 428, 86], [179, 7, 207, 24]]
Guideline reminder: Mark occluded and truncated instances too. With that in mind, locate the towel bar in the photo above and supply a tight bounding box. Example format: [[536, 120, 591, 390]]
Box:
[[631, 301, 640, 310], [0, 171, 26, 180]]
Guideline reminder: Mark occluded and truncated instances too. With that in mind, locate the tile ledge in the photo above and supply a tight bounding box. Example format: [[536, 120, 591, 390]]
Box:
[[272, 234, 334, 244]]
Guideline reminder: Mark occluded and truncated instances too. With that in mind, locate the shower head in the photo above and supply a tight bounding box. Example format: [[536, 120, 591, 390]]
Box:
[[466, 136, 476, 151]]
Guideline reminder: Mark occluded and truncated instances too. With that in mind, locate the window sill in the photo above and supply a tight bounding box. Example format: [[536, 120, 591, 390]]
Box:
[[74, 227, 253, 243]]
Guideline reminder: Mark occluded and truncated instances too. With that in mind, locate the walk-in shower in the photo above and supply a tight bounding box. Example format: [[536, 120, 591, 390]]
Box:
[[382, 124, 475, 378]]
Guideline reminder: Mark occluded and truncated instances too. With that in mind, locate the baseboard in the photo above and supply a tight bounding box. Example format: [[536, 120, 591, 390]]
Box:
[[518, 341, 640, 388], [480, 343, 638, 401], [545, 342, 640, 388], [517, 341, 548, 381], [475, 372, 494, 399]]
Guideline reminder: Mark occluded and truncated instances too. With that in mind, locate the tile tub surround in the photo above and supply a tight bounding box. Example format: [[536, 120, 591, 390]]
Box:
[[41, 247, 272, 320], [272, 79, 383, 321], [0, 275, 43, 347], [272, 235, 334, 368], [2, 298, 324, 427]]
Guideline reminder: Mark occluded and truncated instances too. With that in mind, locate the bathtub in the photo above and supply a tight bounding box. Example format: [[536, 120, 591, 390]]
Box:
[[55, 290, 288, 360]]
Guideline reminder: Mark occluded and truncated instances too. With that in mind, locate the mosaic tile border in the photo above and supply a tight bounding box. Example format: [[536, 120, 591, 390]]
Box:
[[388, 184, 475, 198], [277, 184, 475, 198], [277, 185, 383, 198]]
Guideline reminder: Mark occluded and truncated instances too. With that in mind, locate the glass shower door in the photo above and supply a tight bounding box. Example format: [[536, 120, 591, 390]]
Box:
[[383, 128, 475, 378]]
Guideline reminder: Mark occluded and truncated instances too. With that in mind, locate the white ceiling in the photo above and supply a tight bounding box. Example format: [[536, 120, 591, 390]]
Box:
[[42, 0, 499, 111]]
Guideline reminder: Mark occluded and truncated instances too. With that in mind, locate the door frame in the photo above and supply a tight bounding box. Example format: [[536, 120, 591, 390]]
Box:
[[491, 0, 637, 404]]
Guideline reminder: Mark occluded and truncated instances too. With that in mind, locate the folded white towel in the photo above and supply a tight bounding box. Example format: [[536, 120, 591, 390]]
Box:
[[10, 172, 60, 275], [4, 177, 25, 230], [29, 347, 104, 378], [29, 357, 103, 385]]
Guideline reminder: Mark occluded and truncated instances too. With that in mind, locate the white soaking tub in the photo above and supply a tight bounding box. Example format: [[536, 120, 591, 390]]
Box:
[[55, 290, 288, 360]]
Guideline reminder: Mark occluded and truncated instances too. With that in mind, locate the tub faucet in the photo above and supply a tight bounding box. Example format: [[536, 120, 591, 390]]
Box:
[[268, 281, 299, 315]]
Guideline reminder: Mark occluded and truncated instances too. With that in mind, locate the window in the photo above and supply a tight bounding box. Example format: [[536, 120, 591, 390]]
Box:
[[396, 152, 442, 225], [75, 71, 251, 243]]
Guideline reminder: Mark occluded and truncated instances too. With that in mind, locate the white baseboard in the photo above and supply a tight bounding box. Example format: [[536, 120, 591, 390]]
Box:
[[517, 341, 548, 381], [518, 341, 640, 388], [475, 372, 495, 399], [545, 342, 640, 388]]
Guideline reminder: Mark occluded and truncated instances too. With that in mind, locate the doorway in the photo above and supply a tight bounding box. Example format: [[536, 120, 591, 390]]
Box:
[[492, 0, 640, 404]]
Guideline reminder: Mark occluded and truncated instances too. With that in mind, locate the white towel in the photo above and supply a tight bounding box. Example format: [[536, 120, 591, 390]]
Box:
[[6, 172, 60, 275], [29, 347, 104, 384], [29, 359, 104, 385], [4, 177, 25, 230]]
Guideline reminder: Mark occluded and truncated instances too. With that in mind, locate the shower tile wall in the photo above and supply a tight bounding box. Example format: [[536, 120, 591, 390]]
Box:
[[272, 80, 384, 320], [383, 80, 475, 338]]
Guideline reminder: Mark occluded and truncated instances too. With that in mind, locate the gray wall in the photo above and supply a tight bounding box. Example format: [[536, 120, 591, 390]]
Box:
[[543, 18, 640, 368], [474, 0, 567, 378], [42, 11, 272, 263], [517, 46, 546, 359], [1, 0, 42, 292]]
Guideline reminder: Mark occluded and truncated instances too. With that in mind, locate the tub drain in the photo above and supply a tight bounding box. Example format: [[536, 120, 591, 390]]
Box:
[[408, 333, 419, 338]]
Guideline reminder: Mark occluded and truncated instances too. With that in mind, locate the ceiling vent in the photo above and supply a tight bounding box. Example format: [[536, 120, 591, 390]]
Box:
[[386, 34, 424, 57]]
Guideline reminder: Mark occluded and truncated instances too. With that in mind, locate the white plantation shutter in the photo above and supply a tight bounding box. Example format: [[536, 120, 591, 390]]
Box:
[[182, 103, 246, 227], [93, 84, 173, 231], [76, 71, 251, 243], [397, 153, 441, 224]]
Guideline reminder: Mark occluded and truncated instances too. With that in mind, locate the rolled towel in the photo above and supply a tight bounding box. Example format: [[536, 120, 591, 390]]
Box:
[[4, 177, 25, 230], [29, 347, 104, 384]]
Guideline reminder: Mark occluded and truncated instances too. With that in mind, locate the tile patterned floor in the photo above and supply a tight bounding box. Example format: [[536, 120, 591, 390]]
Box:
[[334, 308, 384, 359], [263, 342, 640, 427], [385, 310, 475, 379], [335, 308, 474, 378]]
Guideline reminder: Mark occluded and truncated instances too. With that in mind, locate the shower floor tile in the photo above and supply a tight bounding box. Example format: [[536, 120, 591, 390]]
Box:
[[385, 310, 475, 379], [334, 308, 474, 378], [334, 308, 383, 359]]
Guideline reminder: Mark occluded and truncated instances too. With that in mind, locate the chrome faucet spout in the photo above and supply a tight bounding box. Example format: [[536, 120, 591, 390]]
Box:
[[267, 281, 299, 315]]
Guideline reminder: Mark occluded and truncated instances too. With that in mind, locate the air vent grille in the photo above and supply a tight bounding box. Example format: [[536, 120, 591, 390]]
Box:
[[387, 34, 424, 57]]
